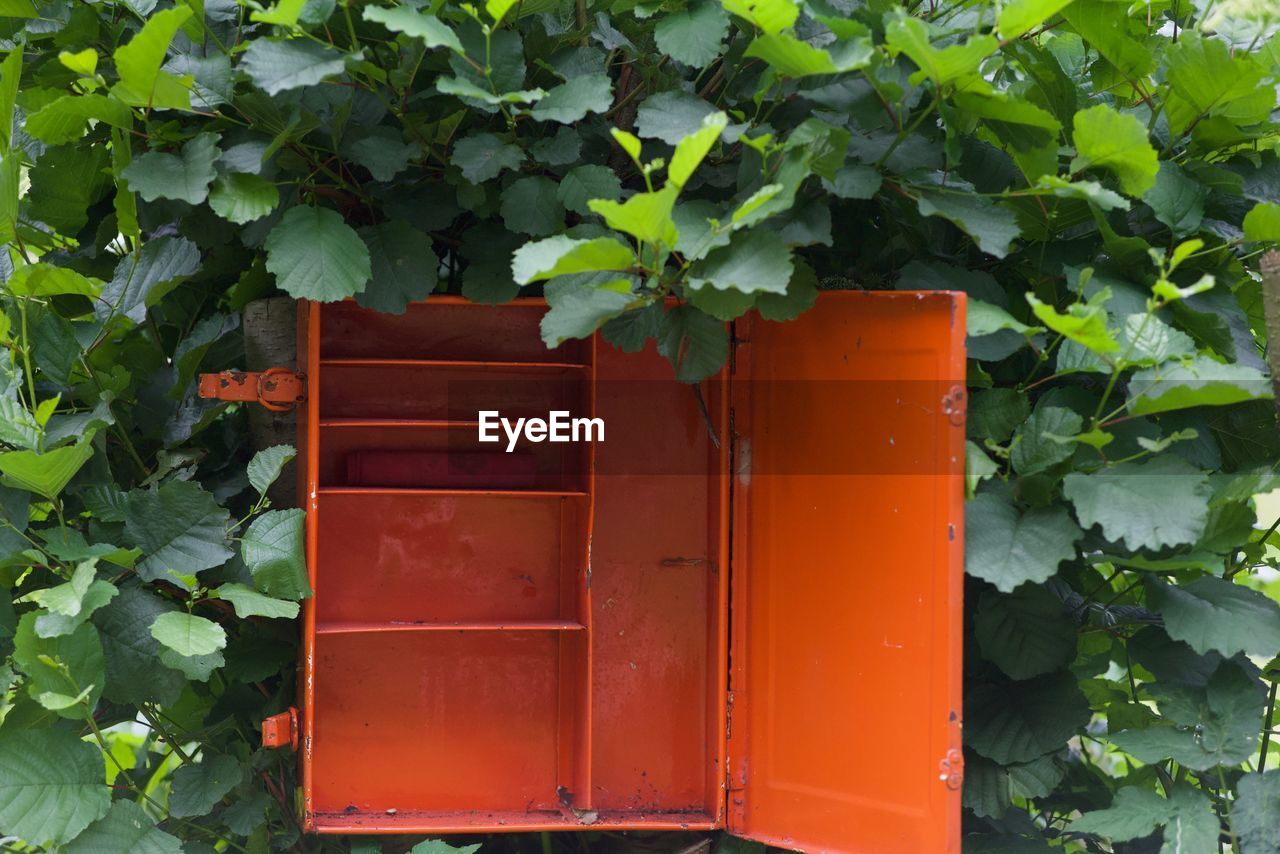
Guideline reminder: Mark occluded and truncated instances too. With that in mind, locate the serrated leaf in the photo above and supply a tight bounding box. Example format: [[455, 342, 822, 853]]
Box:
[[1144, 162, 1206, 238], [557, 165, 623, 216], [241, 38, 346, 95], [1061, 0, 1154, 78], [657, 304, 727, 383], [362, 5, 463, 53], [124, 480, 234, 584], [1234, 772, 1280, 854], [885, 17, 998, 86], [689, 229, 792, 295], [964, 493, 1081, 592], [1070, 105, 1159, 197], [122, 133, 219, 204], [450, 132, 522, 183], [208, 173, 279, 224], [1126, 356, 1272, 416], [974, 586, 1077, 679], [1243, 201, 1280, 242], [168, 754, 241, 817], [998, 0, 1074, 39], [67, 800, 182, 854], [24, 94, 133, 145], [541, 276, 633, 346], [12, 615, 104, 718], [589, 186, 678, 246], [500, 176, 564, 236], [214, 583, 299, 619], [242, 508, 310, 600], [1063, 455, 1210, 551], [356, 220, 439, 314], [247, 444, 296, 496], [0, 441, 94, 499], [1026, 291, 1119, 353], [635, 91, 716, 145], [150, 611, 226, 657], [512, 235, 635, 284], [668, 111, 727, 189], [92, 585, 186, 706], [265, 206, 371, 300], [112, 7, 193, 109], [0, 729, 110, 845], [7, 263, 101, 298], [1148, 576, 1280, 658], [655, 2, 729, 66], [721, 0, 797, 33], [530, 74, 612, 123], [917, 192, 1020, 258], [1074, 785, 1216, 851], [965, 672, 1091, 764]]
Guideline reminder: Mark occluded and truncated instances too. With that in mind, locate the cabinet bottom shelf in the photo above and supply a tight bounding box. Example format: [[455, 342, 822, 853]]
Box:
[[315, 620, 586, 634], [310, 808, 719, 833]]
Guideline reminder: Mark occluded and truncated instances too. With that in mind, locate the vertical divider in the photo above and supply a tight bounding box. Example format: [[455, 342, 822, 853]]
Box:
[[556, 333, 596, 810], [300, 300, 321, 830]]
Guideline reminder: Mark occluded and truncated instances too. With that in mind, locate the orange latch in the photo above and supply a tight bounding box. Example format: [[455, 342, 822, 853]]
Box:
[[198, 368, 305, 412], [262, 707, 299, 750]]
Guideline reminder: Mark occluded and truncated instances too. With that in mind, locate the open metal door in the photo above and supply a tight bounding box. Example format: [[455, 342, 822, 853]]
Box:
[[727, 291, 966, 853]]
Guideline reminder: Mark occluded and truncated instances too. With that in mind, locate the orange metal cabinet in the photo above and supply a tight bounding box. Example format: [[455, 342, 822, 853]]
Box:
[[251, 292, 965, 852]]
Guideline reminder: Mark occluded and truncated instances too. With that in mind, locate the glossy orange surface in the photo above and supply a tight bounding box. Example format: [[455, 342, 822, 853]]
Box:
[[294, 294, 964, 851]]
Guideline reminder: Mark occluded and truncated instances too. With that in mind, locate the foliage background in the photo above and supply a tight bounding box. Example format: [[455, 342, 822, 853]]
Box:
[[2, 0, 1280, 850]]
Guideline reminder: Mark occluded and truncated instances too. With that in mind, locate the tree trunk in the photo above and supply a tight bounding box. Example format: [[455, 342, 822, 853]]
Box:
[[243, 297, 298, 508]]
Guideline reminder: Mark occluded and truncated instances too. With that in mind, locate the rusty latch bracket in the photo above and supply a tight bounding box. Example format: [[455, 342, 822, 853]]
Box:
[[198, 368, 306, 412], [262, 707, 299, 750]]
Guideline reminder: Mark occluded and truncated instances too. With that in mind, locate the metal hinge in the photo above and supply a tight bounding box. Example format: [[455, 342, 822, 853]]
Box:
[[262, 707, 299, 750], [198, 368, 306, 412], [939, 748, 963, 790]]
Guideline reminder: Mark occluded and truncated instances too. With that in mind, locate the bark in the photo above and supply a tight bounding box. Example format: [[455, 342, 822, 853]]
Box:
[[243, 297, 298, 508]]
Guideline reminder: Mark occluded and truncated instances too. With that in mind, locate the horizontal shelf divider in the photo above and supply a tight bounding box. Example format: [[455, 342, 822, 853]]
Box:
[[319, 487, 589, 498], [319, 419, 481, 429], [316, 620, 587, 634], [319, 358, 590, 371]]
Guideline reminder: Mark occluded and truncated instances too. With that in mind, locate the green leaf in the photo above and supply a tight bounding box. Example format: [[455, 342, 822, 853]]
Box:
[[247, 444, 297, 496], [1143, 162, 1206, 238], [98, 236, 201, 323], [689, 229, 793, 295], [1127, 356, 1272, 416], [974, 586, 1077, 679], [0, 729, 110, 845], [1063, 455, 1210, 551], [1035, 176, 1129, 211], [1026, 290, 1119, 353], [500, 176, 564, 236], [964, 493, 1081, 592], [998, 0, 1074, 39], [1243, 201, 1280, 242], [1011, 401, 1083, 475], [720, 0, 797, 33], [123, 480, 234, 584], [657, 305, 728, 383], [356, 220, 439, 314], [168, 754, 242, 818], [67, 800, 182, 854], [745, 33, 868, 78], [655, 2, 729, 67], [826, 164, 882, 200], [122, 133, 219, 204], [241, 38, 346, 96], [12, 615, 104, 718], [668, 111, 728, 189], [150, 611, 226, 657], [968, 300, 1039, 337], [512, 235, 635, 284], [451, 132, 523, 183], [7, 263, 100, 298], [755, 258, 818, 322], [347, 129, 416, 181], [249, 0, 308, 27], [589, 186, 679, 246], [965, 672, 1091, 764], [530, 74, 612, 124], [1074, 785, 1216, 851], [214, 583, 300, 619], [1234, 772, 1280, 854], [885, 17, 998, 86], [265, 206, 372, 301], [28, 144, 109, 235], [92, 585, 185, 706], [969, 388, 1031, 443], [1111, 661, 1262, 771], [1060, 0, 1154, 78], [1148, 576, 1280, 658], [362, 5, 463, 53], [0, 441, 94, 499], [242, 508, 310, 600], [24, 94, 134, 145], [0, 47, 21, 152], [541, 277, 633, 346], [916, 192, 1020, 258], [1070, 105, 1159, 197], [635, 91, 716, 145], [557, 165, 623, 216], [208, 173, 279, 224], [111, 6, 194, 109]]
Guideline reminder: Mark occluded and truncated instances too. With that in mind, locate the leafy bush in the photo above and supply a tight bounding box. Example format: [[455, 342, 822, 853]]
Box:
[[2, 0, 1280, 850]]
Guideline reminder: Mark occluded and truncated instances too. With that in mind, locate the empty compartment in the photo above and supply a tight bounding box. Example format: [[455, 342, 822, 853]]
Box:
[[318, 362, 591, 421], [319, 301, 589, 364], [314, 492, 587, 626], [318, 422, 588, 492], [310, 631, 566, 817]]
